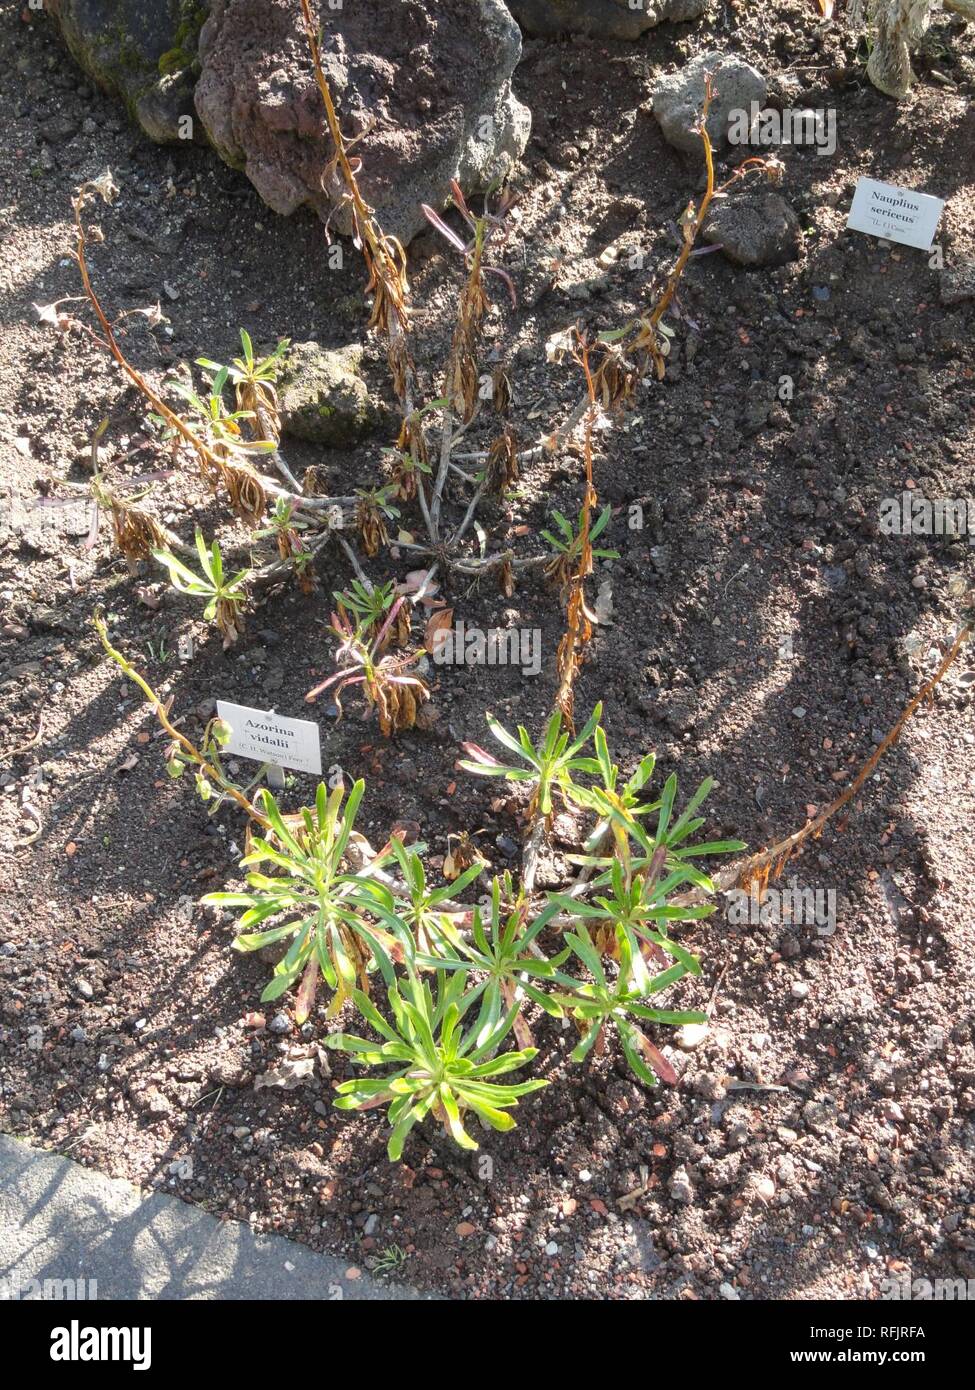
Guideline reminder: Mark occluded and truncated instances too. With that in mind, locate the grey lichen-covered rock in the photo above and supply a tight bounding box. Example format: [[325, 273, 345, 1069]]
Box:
[[194, 0, 530, 246], [703, 191, 801, 268], [277, 343, 377, 447], [940, 261, 975, 307], [45, 0, 207, 143], [506, 0, 706, 37], [652, 50, 766, 155]]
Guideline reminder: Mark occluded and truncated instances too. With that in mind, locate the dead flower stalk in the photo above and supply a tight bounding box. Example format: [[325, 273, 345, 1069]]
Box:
[[299, 0, 413, 398]]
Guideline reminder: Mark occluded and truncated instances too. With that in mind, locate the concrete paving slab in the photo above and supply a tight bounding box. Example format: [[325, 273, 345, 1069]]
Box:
[[0, 1133, 433, 1300]]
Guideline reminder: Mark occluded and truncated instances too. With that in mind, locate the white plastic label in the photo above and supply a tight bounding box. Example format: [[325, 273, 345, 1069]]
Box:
[[216, 701, 322, 776], [846, 177, 944, 251]]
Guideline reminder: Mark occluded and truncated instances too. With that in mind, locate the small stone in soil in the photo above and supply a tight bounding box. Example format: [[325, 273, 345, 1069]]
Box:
[[677, 1021, 709, 1051], [669, 1166, 694, 1203]]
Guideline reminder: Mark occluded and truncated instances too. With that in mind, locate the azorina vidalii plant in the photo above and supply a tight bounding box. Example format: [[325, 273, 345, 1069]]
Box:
[[152, 528, 250, 646], [326, 965, 548, 1160], [459, 703, 603, 821], [202, 781, 410, 1021]]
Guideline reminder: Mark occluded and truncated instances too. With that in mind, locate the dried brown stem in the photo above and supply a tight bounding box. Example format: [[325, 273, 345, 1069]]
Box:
[[93, 610, 269, 828], [729, 621, 973, 896], [72, 181, 347, 523], [299, 0, 411, 357]]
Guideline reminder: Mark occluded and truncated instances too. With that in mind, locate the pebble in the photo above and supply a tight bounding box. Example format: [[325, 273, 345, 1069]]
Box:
[[677, 1021, 709, 1051], [791, 982, 810, 1000], [73, 978, 94, 1000], [719, 1282, 741, 1300], [802, 1100, 833, 1135], [754, 1176, 776, 1203], [545, 1241, 559, 1256], [727, 1120, 749, 1149], [269, 1012, 291, 1034], [669, 1166, 694, 1204]]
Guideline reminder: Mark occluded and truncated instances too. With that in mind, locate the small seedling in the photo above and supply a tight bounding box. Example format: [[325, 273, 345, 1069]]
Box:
[[370, 1244, 408, 1276], [145, 638, 170, 664], [355, 484, 401, 557], [152, 529, 250, 645], [164, 367, 276, 462], [542, 504, 618, 592], [460, 703, 603, 818], [258, 499, 314, 591], [197, 330, 290, 443], [334, 578, 406, 649]]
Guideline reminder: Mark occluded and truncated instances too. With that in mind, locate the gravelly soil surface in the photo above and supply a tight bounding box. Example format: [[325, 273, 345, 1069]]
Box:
[[1, 2, 974, 1300]]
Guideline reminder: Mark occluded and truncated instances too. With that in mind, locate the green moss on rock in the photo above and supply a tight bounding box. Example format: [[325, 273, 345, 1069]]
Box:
[[46, 0, 207, 142], [158, 2, 208, 76], [277, 343, 379, 448]]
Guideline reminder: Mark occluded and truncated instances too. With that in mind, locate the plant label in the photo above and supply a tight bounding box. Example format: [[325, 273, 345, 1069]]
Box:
[[846, 177, 944, 251], [216, 701, 322, 776]]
